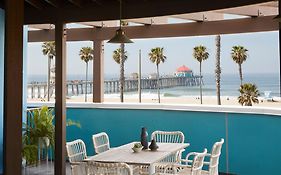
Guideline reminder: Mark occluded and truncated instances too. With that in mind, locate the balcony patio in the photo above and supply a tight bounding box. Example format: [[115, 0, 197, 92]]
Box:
[[0, 0, 280, 175], [20, 103, 281, 175]]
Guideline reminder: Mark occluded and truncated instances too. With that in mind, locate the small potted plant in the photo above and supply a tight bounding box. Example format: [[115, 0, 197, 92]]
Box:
[[132, 142, 143, 153]]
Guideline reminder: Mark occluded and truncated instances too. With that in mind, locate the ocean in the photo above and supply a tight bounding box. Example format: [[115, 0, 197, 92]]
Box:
[[27, 73, 280, 98]]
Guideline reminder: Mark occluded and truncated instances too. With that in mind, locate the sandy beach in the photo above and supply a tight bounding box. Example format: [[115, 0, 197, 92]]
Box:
[[28, 95, 281, 108]]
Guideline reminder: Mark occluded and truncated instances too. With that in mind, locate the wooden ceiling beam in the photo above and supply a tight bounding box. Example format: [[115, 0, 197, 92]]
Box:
[[91, 0, 102, 6], [171, 12, 224, 22], [25, 0, 273, 24], [28, 15, 278, 42], [44, 0, 59, 7], [68, 0, 82, 7], [25, 0, 45, 9]]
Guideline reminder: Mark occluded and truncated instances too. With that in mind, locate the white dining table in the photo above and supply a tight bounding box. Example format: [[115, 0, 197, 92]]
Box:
[[85, 142, 190, 175]]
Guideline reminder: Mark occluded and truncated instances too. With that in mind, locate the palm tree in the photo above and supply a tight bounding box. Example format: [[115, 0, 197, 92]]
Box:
[[113, 48, 128, 102], [79, 47, 94, 102], [193, 45, 209, 104], [149, 47, 167, 103], [215, 35, 222, 105], [42, 41, 55, 101], [231, 45, 248, 86], [238, 83, 260, 106]]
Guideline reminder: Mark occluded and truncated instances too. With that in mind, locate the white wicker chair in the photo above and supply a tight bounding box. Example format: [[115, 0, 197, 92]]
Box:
[[151, 131, 185, 162], [139, 131, 185, 174], [87, 162, 133, 175], [153, 149, 207, 175], [92, 132, 110, 154], [203, 139, 224, 175], [66, 139, 88, 175]]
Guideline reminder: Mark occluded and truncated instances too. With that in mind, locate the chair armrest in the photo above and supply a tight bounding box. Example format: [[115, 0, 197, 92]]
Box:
[[185, 152, 197, 160], [186, 152, 198, 158], [203, 161, 210, 165], [205, 153, 212, 157], [203, 153, 212, 165], [70, 162, 85, 166], [180, 159, 193, 165], [175, 149, 186, 163]]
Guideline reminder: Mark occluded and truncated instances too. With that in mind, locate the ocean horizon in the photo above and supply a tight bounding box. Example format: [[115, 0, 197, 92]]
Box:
[[27, 73, 280, 98]]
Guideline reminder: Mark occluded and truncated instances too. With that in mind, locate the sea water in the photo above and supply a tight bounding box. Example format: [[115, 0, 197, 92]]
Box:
[[27, 73, 280, 98]]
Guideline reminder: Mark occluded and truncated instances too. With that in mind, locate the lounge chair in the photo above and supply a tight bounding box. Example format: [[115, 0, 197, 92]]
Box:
[[264, 91, 274, 102]]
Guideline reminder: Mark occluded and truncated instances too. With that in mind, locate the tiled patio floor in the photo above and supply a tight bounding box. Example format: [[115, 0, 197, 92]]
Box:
[[21, 161, 235, 175], [22, 161, 71, 175]]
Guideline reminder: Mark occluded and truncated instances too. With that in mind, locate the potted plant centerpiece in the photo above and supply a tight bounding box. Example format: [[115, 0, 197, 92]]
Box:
[[132, 142, 143, 153]]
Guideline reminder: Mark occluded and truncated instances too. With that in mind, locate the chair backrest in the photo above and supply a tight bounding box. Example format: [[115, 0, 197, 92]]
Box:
[[208, 138, 224, 175], [66, 139, 87, 163], [87, 162, 133, 175], [92, 132, 110, 154], [163, 149, 207, 175], [191, 148, 208, 175], [151, 131, 184, 143]]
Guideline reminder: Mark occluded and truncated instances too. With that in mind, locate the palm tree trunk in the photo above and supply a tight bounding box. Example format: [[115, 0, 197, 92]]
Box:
[[120, 43, 125, 102], [157, 64, 160, 103], [215, 35, 221, 105], [239, 63, 243, 86], [199, 62, 202, 104], [85, 62, 88, 102], [47, 56, 51, 101]]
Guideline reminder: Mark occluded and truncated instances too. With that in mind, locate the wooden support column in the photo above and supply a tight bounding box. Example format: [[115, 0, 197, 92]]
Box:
[[55, 21, 67, 175], [4, 0, 24, 174], [93, 40, 104, 103]]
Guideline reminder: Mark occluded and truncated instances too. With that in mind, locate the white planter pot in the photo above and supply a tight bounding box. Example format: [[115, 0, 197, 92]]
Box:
[[39, 137, 50, 148], [22, 158, 27, 167]]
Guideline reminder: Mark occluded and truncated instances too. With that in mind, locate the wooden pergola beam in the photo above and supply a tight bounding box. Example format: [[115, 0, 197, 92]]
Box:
[[260, 1, 278, 7], [28, 16, 279, 42], [29, 24, 54, 30], [216, 4, 278, 16], [126, 17, 168, 25], [171, 12, 224, 22], [79, 21, 118, 28]]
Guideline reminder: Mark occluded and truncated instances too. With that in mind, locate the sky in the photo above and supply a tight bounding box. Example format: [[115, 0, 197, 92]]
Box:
[[27, 31, 280, 78]]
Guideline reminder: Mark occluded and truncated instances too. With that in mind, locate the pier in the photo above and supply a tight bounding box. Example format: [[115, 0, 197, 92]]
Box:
[[27, 76, 201, 99]]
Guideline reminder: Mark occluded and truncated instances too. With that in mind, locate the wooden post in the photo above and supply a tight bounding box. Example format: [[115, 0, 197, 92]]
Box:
[[138, 49, 142, 103], [4, 0, 24, 174], [55, 21, 67, 175], [93, 40, 104, 103]]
